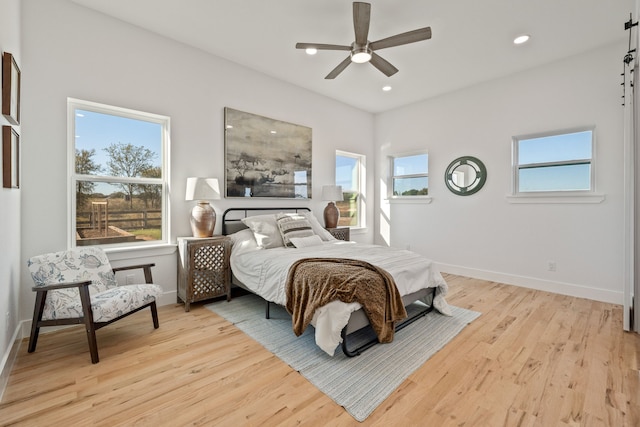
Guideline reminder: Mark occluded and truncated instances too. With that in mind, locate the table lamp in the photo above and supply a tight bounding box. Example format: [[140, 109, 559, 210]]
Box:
[[185, 177, 221, 237], [321, 185, 343, 229]]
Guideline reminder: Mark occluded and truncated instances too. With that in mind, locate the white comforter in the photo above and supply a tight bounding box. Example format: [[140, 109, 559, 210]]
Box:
[[230, 231, 451, 355]]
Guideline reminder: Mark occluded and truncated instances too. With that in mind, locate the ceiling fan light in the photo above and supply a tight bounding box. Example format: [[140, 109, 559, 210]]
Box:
[[351, 46, 372, 63], [305, 47, 318, 55]]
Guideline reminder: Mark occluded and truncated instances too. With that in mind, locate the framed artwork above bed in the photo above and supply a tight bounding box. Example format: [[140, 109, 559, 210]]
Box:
[[224, 107, 312, 199]]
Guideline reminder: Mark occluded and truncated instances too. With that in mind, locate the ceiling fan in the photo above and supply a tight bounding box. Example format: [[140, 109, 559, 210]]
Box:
[[295, 2, 432, 79]]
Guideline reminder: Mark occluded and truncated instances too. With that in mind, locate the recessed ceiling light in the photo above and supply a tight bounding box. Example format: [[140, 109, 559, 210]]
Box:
[[513, 34, 530, 45], [382, 86, 392, 92], [305, 48, 317, 55], [270, 130, 277, 134]]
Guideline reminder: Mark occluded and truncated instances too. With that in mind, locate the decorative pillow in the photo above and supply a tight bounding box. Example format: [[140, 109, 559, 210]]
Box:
[[289, 234, 324, 248], [301, 211, 336, 241], [241, 214, 284, 249], [276, 213, 315, 247]]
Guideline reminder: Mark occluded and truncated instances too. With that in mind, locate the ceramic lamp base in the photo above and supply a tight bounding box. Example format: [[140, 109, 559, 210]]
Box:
[[323, 201, 340, 229], [190, 201, 216, 237]]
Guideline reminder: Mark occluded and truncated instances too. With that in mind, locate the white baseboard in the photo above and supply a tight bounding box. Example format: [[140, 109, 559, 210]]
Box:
[[0, 322, 25, 402], [436, 263, 623, 305]]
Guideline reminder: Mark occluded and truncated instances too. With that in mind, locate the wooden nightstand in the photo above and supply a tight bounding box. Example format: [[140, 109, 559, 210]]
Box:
[[177, 236, 231, 311], [327, 227, 350, 241]]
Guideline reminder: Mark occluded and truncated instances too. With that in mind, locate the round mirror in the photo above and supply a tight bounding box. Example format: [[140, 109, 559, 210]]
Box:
[[445, 156, 487, 196]]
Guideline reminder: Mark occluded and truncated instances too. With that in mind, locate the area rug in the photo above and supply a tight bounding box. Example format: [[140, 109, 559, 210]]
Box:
[[205, 294, 480, 422]]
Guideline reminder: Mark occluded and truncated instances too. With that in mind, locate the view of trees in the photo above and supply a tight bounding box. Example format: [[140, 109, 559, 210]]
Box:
[[75, 142, 160, 210], [75, 148, 102, 207], [103, 142, 158, 209]]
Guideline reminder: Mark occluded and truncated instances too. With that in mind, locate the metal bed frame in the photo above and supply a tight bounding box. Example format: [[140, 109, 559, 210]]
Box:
[[222, 207, 435, 357]]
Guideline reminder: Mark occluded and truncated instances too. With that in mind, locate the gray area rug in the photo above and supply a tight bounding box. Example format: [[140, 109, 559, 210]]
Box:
[[205, 294, 480, 422]]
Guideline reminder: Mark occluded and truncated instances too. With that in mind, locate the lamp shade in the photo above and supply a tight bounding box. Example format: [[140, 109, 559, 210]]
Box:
[[185, 177, 221, 201], [321, 185, 343, 201]]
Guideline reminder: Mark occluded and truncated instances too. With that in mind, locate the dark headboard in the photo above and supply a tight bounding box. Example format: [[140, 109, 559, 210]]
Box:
[[221, 207, 311, 235]]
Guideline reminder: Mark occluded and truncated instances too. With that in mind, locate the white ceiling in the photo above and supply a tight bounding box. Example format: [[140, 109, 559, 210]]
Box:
[[71, 0, 634, 113]]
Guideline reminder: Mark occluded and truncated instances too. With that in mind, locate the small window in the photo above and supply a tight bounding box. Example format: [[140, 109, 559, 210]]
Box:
[[69, 98, 169, 248], [391, 153, 428, 196], [336, 151, 365, 228], [513, 128, 594, 194]]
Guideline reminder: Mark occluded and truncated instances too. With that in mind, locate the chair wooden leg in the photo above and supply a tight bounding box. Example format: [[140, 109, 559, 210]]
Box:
[[78, 286, 99, 364], [150, 301, 159, 329], [28, 290, 47, 353]]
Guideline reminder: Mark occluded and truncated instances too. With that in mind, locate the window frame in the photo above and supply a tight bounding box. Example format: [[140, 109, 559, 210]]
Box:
[[389, 151, 430, 201], [509, 126, 604, 204], [67, 98, 170, 249], [335, 150, 366, 229]]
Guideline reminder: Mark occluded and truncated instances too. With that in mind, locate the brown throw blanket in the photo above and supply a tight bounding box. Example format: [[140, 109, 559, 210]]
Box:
[[285, 258, 407, 343]]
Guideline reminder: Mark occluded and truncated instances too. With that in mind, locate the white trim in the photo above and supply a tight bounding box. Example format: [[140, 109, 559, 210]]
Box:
[[336, 150, 366, 229], [388, 151, 429, 199], [511, 126, 596, 195], [387, 196, 433, 204], [0, 322, 24, 401], [67, 98, 171, 249], [506, 193, 605, 204], [437, 262, 622, 305]]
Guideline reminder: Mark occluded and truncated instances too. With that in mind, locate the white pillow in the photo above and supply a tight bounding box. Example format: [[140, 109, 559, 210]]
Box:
[[229, 228, 259, 254], [289, 234, 324, 248], [276, 213, 315, 248], [301, 211, 336, 241], [241, 214, 284, 249]]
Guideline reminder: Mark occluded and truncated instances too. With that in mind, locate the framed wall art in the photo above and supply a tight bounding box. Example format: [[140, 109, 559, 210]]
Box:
[[3, 126, 19, 188], [224, 107, 312, 198], [2, 52, 21, 125]]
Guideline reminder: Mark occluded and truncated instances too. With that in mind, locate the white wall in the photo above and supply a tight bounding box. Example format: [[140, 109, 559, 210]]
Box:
[[19, 0, 374, 325], [0, 0, 22, 399], [375, 43, 625, 304]]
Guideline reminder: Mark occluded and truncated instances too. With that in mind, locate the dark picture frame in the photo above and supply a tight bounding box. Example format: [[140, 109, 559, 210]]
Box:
[[224, 107, 312, 198], [2, 52, 21, 125], [3, 125, 19, 189]]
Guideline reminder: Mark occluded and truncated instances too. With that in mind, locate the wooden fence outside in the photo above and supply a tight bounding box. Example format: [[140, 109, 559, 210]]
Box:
[[77, 209, 161, 231]]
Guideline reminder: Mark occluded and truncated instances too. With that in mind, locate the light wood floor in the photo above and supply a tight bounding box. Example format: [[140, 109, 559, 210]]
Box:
[[1, 275, 639, 426]]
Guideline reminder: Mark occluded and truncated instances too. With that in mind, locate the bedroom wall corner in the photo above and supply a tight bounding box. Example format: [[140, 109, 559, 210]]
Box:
[[0, 0, 22, 402], [373, 42, 626, 304]]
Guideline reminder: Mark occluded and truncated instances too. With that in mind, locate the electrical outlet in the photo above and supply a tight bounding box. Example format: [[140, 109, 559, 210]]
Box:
[[548, 261, 557, 272], [126, 274, 135, 285]]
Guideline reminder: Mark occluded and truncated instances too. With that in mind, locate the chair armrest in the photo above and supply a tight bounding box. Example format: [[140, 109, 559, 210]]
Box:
[[31, 280, 92, 292], [112, 263, 156, 284]]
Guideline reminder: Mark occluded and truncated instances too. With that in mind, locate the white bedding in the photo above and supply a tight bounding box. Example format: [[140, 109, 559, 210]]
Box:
[[229, 228, 451, 355]]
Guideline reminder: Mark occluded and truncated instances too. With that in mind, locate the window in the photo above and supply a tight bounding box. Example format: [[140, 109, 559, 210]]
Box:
[[336, 151, 365, 228], [391, 153, 428, 196], [69, 98, 169, 248], [513, 127, 594, 194]]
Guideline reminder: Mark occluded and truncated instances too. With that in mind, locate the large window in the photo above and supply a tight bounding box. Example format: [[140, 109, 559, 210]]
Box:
[[513, 127, 594, 194], [69, 98, 169, 248], [336, 151, 365, 228], [391, 153, 428, 196]]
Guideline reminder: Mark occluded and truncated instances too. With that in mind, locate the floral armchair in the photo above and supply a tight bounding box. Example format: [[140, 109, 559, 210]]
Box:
[[27, 246, 162, 363]]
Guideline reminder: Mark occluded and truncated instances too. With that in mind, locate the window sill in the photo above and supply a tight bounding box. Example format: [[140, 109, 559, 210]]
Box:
[[348, 227, 368, 234], [386, 196, 432, 204], [105, 243, 177, 261], [506, 193, 605, 204]]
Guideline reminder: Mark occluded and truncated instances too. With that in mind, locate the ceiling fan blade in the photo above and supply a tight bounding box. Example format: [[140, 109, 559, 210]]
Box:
[[296, 43, 351, 51], [369, 27, 432, 51], [353, 2, 371, 46], [325, 56, 352, 79], [369, 52, 399, 77]]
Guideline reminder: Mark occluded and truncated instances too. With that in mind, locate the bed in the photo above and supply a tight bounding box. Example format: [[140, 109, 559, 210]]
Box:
[[222, 207, 451, 357]]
